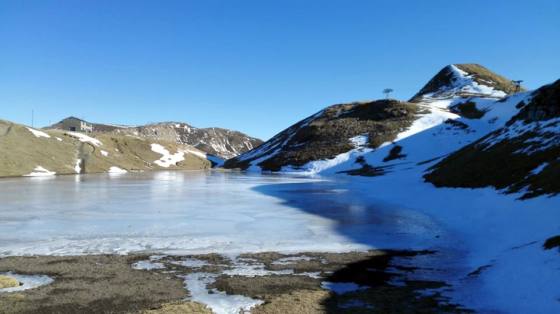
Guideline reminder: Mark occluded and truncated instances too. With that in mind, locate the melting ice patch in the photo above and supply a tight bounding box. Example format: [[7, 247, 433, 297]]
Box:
[[0, 272, 54, 293], [183, 272, 263, 314], [132, 260, 165, 270], [321, 281, 367, 294], [171, 258, 210, 268]]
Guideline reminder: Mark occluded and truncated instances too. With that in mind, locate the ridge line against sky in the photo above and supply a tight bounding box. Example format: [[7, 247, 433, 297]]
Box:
[[1, 0, 559, 140]]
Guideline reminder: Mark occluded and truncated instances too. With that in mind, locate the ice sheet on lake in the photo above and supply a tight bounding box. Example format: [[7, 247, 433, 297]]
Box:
[[0, 172, 371, 257]]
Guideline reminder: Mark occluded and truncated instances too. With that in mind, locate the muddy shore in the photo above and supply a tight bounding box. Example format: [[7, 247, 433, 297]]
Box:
[[0, 251, 469, 314]]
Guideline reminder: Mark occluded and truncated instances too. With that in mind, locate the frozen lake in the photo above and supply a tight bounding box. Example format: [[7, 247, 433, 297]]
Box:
[[0, 171, 441, 256]]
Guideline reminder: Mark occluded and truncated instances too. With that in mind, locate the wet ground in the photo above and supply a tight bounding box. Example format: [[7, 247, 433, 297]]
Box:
[[0, 251, 470, 314]]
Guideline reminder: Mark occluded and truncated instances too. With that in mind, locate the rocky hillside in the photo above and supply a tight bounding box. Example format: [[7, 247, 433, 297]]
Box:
[[0, 119, 211, 177], [114, 122, 262, 160], [225, 63, 519, 173], [425, 79, 560, 199], [224, 100, 420, 171], [49, 118, 262, 160]]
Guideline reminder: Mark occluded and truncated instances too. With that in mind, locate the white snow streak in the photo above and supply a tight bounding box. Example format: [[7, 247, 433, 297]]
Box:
[[26, 127, 50, 138], [24, 166, 56, 177], [66, 132, 102, 147]]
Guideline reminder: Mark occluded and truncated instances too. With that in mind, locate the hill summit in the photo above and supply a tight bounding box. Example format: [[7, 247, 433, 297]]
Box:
[[410, 63, 522, 102]]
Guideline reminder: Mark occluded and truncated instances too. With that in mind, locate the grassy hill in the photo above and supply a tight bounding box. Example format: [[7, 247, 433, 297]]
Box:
[[0, 119, 211, 177]]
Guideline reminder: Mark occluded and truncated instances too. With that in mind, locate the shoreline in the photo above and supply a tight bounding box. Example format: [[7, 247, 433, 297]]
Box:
[[0, 250, 469, 313]]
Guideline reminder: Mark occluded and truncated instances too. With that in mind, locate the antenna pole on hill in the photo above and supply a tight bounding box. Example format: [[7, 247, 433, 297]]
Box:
[[383, 88, 394, 99]]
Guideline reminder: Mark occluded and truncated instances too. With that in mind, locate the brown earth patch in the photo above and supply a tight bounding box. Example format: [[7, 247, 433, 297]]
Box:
[[0, 255, 186, 314]]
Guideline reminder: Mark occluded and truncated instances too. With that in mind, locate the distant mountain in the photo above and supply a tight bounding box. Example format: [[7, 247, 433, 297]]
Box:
[[48, 118, 263, 160], [0, 119, 211, 177], [114, 122, 263, 160], [225, 63, 521, 173]]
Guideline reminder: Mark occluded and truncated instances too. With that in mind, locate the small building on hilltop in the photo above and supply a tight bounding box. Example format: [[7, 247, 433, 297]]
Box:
[[59, 117, 94, 133]]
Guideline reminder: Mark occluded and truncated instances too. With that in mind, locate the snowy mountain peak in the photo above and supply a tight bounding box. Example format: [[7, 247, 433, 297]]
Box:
[[410, 64, 522, 102]]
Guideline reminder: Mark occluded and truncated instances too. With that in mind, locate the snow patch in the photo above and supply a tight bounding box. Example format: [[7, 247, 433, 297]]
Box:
[[150, 144, 185, 168], [100, 150, 109, 157], [74, 159, 82, 174], [66, 132, 102, 147], [26, 127, 50, 138], [108, 166, 127, 174], [24, 166, 56, 177]]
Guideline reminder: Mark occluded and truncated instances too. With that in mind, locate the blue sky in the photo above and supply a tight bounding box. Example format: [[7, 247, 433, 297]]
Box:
[[1, 1, 559, 140]]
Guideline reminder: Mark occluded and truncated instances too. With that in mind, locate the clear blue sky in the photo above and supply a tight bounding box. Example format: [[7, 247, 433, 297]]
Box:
[[1, 0, 559, 140]]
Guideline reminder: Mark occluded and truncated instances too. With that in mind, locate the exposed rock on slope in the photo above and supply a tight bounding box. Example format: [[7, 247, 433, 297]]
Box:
[[115, 122, 262, 160], [425, 79, 560, 199], [224, 100, 419, 171], [0, 120, 211, 177]]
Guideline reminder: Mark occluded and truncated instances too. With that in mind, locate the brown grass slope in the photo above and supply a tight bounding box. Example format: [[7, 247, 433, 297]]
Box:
[[224, 100, 419, 171], [48, 118, 263, 159], [410, 64, 522, 102], [425, 79, 560, 199], [0, 120, 210, 177]]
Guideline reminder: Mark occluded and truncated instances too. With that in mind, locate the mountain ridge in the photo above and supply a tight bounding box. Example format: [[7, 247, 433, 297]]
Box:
[[224, 63, 522, 173], [47, 118, 263, 160], [0, 119, 212, 177]]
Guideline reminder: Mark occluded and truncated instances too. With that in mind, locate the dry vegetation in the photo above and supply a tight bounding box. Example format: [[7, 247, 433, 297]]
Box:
[[225, 100, 419, 171], [0, 120, 211, 177]]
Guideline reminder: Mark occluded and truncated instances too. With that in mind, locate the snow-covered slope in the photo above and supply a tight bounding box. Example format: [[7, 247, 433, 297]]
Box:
[[409, 63, 521, 101], [226, 64, 520, 174], [223, 64, 560, 312], [426, 79, 560, 199]]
